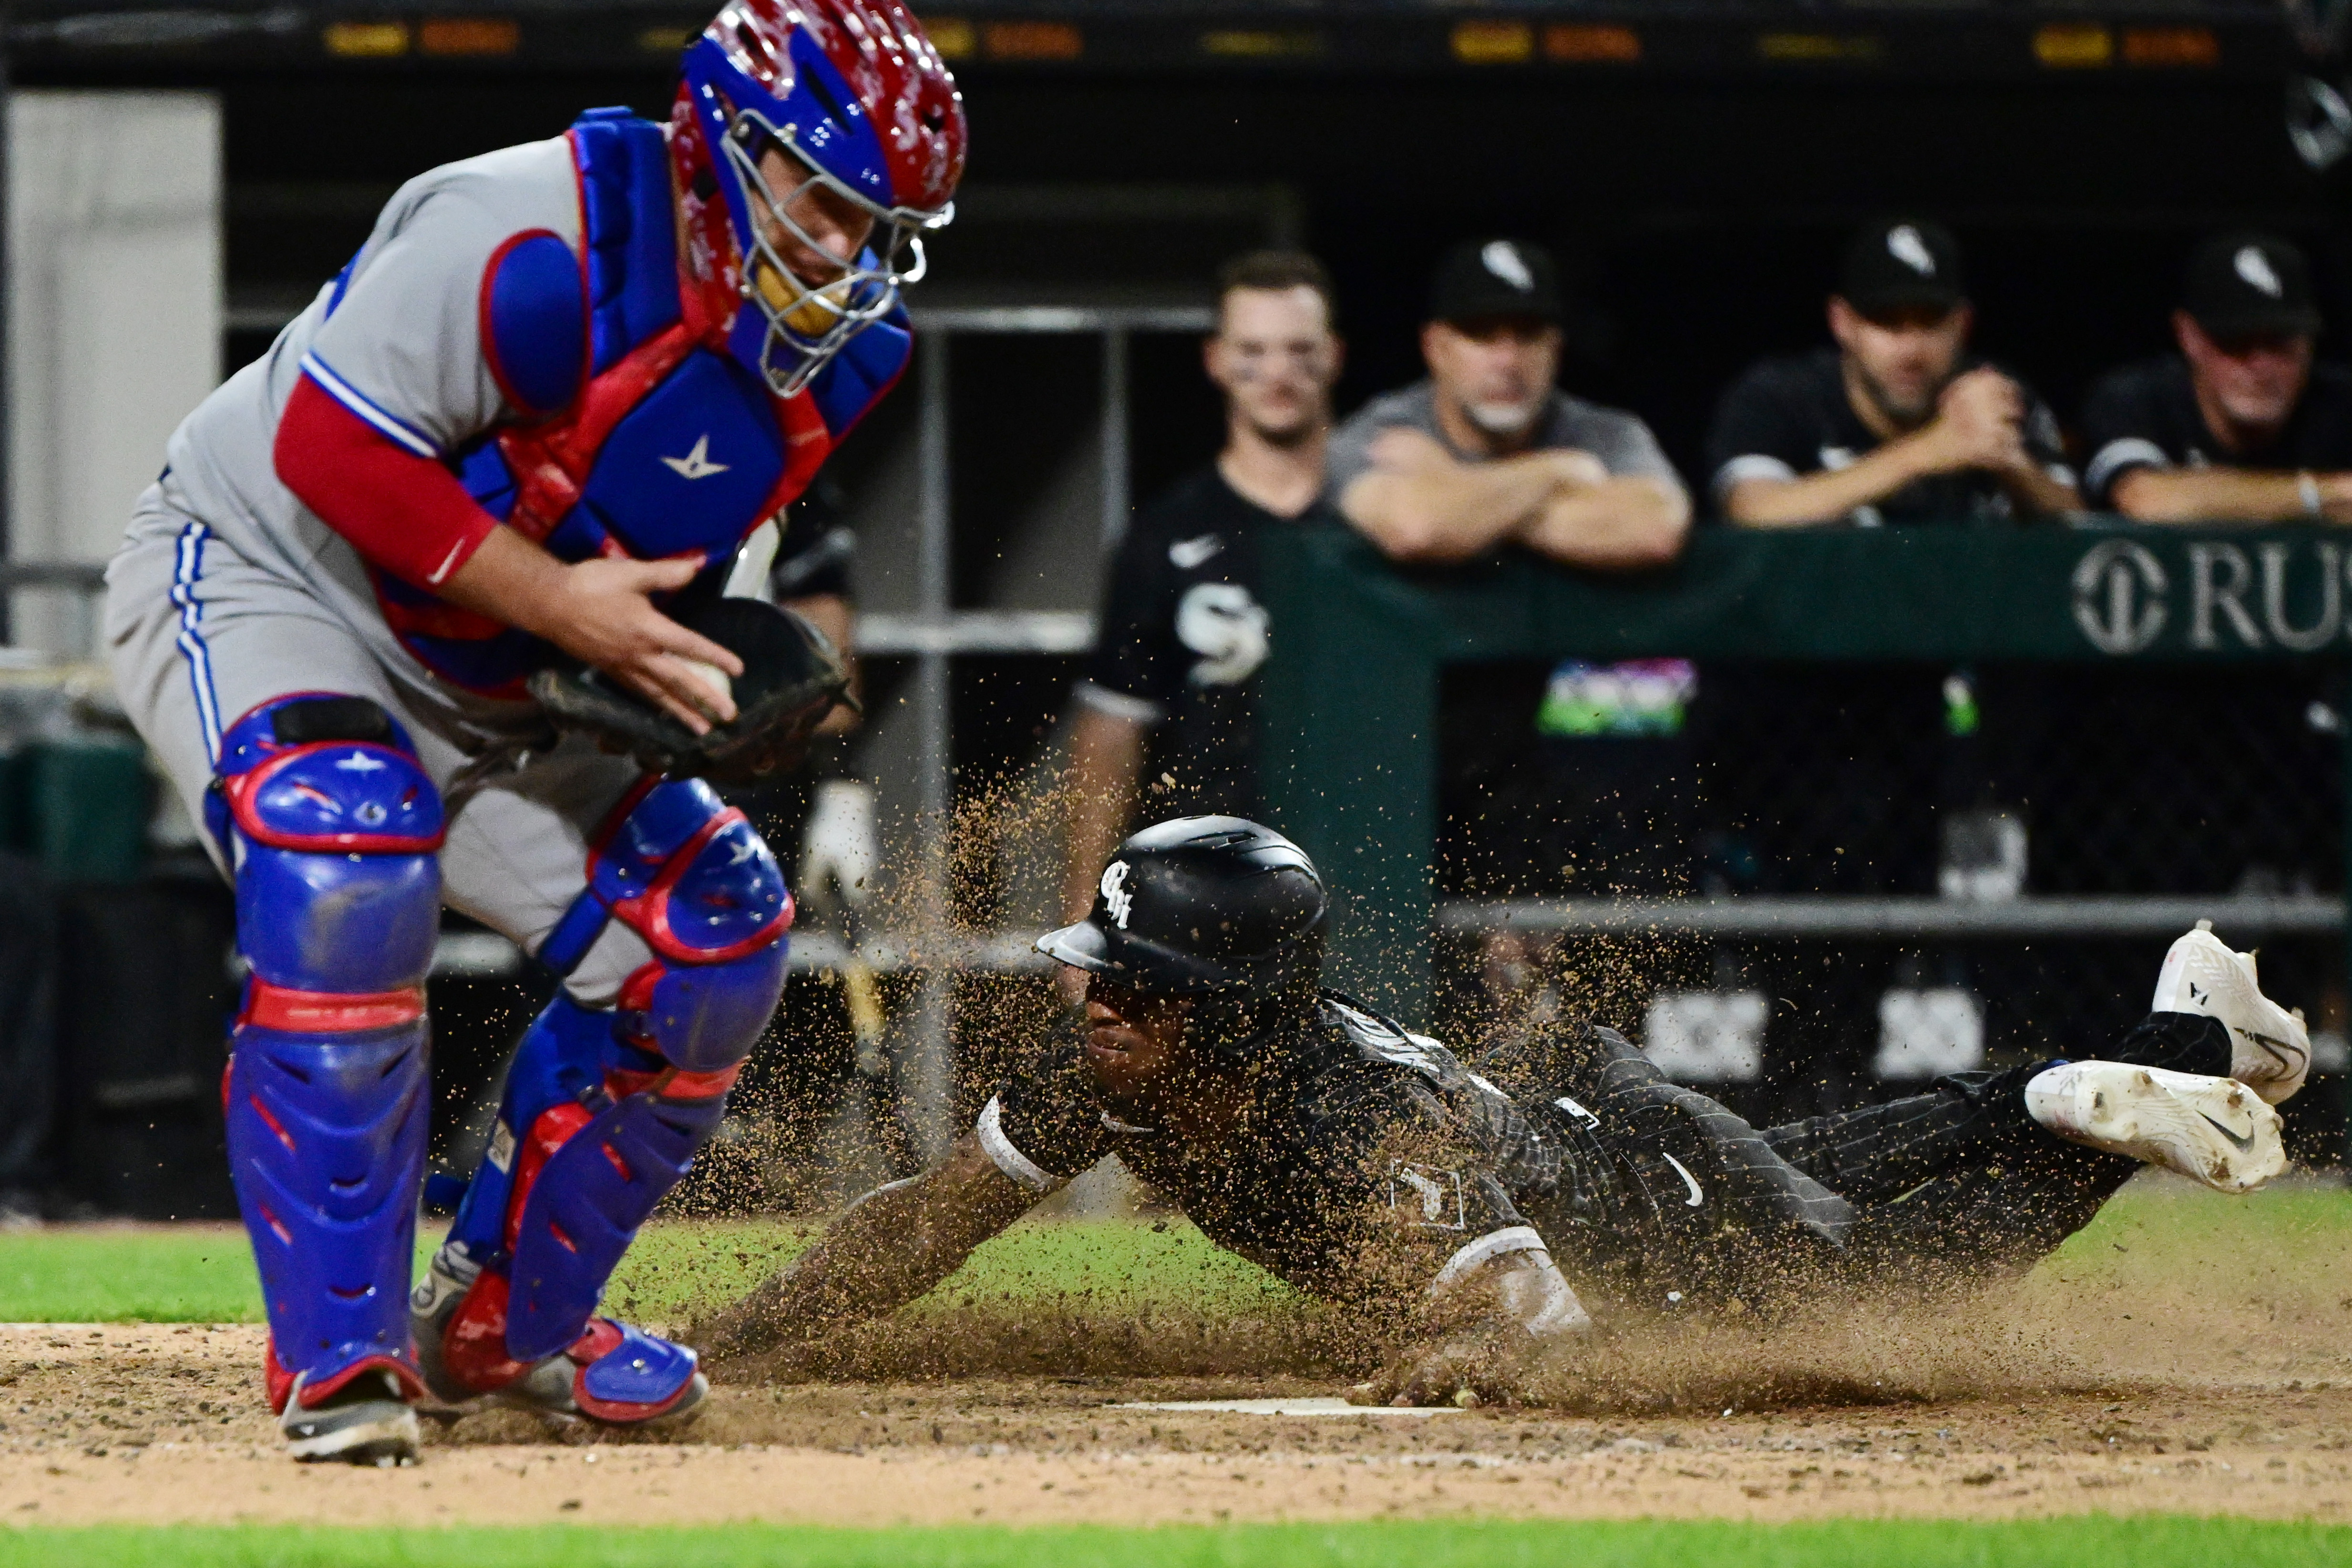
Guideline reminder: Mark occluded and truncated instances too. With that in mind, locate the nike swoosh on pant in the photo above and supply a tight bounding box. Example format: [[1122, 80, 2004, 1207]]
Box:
[[2198, 1112, 2258, 1153], [1662, 1152, 1705, 1207]]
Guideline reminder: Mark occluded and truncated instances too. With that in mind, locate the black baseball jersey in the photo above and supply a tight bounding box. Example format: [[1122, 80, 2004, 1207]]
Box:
[[1705, 348, 2071, 525], [978, 995, 1570, 1304], [2079, 354, 2352, 509], [1080, 466, 1329, 820], [769, 472, 854, 603]]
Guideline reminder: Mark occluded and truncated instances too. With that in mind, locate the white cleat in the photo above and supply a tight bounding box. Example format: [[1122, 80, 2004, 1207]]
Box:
[[2151, 920, 2311, 1106], [2026, 1060, 2287, 1195]]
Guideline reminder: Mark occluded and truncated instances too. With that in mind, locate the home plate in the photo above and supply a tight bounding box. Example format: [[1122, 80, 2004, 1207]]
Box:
[[1112, 1396, 1462, 1417]]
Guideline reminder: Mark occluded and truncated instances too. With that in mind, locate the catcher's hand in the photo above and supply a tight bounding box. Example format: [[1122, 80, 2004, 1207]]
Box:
[[528, 597, 857, 785]]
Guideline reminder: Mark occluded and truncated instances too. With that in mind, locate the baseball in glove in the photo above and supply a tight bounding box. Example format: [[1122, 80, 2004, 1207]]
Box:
[[527, 598, 858, 785]]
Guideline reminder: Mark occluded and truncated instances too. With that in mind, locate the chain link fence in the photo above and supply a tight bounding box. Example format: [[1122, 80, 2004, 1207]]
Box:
[[1429, 657, 2349, 1161]]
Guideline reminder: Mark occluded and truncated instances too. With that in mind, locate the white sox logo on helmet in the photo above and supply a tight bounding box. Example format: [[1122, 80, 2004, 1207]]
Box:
[[1100, 861, 1135, 929]]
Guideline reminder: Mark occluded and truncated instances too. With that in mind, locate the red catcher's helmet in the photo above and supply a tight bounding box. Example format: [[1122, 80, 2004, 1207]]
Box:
[[677, 0, 966, 394]]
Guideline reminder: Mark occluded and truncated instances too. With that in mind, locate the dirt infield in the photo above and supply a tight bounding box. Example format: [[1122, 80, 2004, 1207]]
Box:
[[5, 1319, 2348, 1527], [6, 1176, 2349, 1527]]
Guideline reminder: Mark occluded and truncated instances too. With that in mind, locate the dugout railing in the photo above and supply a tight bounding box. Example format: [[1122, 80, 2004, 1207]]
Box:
[[1256, 522, 2352, 1148]]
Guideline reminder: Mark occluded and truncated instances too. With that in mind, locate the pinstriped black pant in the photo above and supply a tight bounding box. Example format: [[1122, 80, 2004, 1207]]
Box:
[[1756, 1011, 2229, 1279], [1488, 1012, 2230, 1306]]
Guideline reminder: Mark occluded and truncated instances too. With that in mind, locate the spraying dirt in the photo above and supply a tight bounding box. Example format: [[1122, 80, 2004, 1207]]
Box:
[[6, 1178, 2349, 1526]]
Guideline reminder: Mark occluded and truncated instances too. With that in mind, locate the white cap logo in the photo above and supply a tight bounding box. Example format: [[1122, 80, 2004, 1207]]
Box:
[[1886, 225, 1937, 277], [1100, 861, 1135, 930], [1480, 240, 1535, 293], [2235, 245, 2284, 298]]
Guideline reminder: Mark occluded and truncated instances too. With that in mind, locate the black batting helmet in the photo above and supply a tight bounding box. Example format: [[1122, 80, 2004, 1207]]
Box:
[[1036, 816, 1329, 1001]]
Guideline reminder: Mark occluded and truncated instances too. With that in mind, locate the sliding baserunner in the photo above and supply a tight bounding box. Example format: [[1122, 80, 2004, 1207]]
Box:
[[699, 817, 2304, 1403]]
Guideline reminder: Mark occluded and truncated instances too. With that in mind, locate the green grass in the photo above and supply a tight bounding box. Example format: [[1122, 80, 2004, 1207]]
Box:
[[1, 1178, 2340, 1327], [0, 1213, 1298, 1326], [605, 1214, 1301, 1324], [2044, 1177, 2352, 1271], [0, 1226, 272, 1323], [0, 1518, 2343, 1568]]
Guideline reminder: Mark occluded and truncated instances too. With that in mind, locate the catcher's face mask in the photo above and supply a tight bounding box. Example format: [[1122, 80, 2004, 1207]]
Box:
[[724, 113, 947, 396]]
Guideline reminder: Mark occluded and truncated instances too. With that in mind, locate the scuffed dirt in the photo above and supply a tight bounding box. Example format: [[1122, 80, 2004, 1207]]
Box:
[[5, 1321, 2351, 1525], [8, 1177, 2350, 1524]]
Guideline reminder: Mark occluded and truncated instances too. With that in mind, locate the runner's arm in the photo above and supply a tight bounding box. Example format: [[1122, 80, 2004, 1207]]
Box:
[[1354, 1230, 1592, 1406], [692, 1132, 1038, 1358]]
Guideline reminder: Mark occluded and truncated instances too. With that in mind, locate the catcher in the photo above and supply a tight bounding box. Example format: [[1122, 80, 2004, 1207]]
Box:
[[699, 817, 2305, 1404], [103, 0, 962, 1464]]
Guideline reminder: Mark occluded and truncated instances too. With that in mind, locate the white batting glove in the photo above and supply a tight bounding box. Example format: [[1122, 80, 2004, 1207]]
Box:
[[799, 779, 879, 906]]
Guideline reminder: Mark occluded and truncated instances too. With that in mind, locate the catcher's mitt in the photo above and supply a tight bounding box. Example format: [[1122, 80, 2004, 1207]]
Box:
[[527, 598, 857, 785]]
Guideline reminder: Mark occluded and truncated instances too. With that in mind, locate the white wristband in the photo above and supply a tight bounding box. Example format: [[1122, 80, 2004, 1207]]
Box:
[[2300, 471, 2323, 518]]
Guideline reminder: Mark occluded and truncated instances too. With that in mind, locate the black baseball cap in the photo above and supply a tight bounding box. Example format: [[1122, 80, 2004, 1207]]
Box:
[[1429, 238, 1561, 326], [1838, 218, 1966, 317], [2184, 232, 2322, 339]]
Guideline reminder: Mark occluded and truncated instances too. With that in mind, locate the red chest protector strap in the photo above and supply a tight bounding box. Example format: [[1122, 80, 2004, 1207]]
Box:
[[494, 150, 832, 553]]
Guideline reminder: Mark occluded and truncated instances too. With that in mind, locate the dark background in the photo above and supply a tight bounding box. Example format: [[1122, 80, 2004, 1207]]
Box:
[[24, 15, 2349, 499], [17, 3, 2352, 1205]]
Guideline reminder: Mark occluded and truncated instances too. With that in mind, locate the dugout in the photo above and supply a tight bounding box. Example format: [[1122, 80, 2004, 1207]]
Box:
[[8, 0, 2343, 491], [1258, 522, 2352, 1158], [4, 0, 2349, 1201]]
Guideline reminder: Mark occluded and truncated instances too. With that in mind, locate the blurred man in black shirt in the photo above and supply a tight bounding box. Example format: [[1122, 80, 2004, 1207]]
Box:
[[1058, 253, 1343, 985], [2081, 231, 2352, 521], [1709, 218, 2077, 527]]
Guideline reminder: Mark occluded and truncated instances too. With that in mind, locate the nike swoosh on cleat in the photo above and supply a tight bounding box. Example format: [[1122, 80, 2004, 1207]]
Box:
[[2197, 1112, 2259, 1153], [1662, 1152, 1705, 1207], [2232, 1027, 2306, 1069]]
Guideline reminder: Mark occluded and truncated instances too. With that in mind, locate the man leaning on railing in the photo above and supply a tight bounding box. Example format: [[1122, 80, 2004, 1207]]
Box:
[[1325, 238, 1691, 570], [2080, 230, 2352, 524], [1706, 217, 2080, 530]]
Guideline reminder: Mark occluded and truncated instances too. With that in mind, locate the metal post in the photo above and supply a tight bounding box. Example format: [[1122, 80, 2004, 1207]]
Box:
[[0, 22, 14, 644], [2342, 660, 2352, 1165], [902, 328, 956, 1163], [1099, 328, 1129, 550]]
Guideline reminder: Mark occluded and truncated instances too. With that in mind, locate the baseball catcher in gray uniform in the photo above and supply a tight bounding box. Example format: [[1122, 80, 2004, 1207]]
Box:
[[104, 0, 964, 1463]]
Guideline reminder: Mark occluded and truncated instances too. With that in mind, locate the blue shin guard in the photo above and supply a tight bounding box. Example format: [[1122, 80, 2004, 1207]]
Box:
[[213, 695, 444, 1410], [230, 1020, 430, 1401], [507, 1082, 729, 1359], [425, 779, 787, 1412]]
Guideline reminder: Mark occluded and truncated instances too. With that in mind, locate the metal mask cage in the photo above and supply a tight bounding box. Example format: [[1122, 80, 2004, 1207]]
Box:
[[720, 106, 953, 396]]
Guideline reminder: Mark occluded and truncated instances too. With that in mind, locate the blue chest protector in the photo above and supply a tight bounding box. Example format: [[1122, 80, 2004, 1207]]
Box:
[[376, 109, 911, 696]]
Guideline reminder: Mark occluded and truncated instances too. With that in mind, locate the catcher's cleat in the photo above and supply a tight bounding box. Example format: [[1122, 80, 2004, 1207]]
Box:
[[412, 1243, 708, 1429], [2025, 1060, 2287, 1194], [2152, 920, 2311, 1105], [276, 1367, 420, 1466]]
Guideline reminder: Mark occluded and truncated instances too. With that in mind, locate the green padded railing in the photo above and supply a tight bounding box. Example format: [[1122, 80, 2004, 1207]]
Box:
[[1256, 521, 2352, 1020]]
